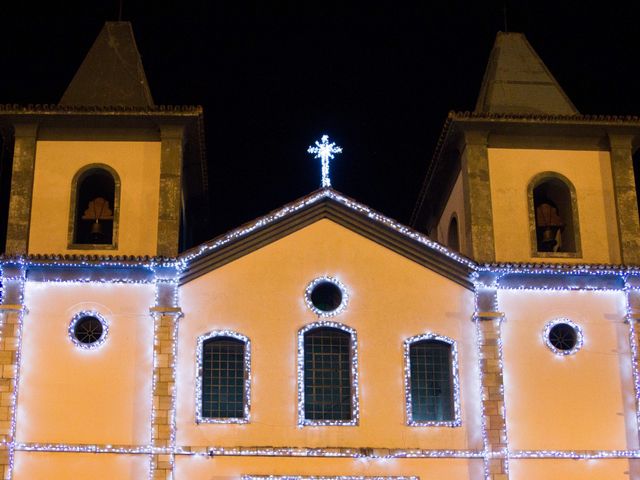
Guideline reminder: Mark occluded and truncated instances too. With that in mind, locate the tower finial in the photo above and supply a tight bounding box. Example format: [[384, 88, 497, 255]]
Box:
[[307, 135, 342, 188]]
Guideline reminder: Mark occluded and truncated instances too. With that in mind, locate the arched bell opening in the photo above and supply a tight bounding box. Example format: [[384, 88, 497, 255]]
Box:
[[447, 214, 460, 252], [528, 172, 580, 256], [69, 165, 120, 248]]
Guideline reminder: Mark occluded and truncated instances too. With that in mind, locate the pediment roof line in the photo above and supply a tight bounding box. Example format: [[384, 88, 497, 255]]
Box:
[[179, 188, 476, 288]]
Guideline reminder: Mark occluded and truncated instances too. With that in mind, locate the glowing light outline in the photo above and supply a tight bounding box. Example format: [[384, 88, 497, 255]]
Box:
[[543, 318, 584, 356], [307, 135, 343, 188], [297, 321, 359, 427], [68, 310, 109, 350], [304, 276, 349, 317], [403, 332, 461, 427], [195, 330, 251, 424]]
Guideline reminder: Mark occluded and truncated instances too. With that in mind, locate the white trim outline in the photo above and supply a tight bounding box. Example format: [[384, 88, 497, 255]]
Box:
[[304, 276, 349, 317], [297, 321, 359, 426], [68, 310, 109, 350], [543, 318, 583, 356], [404, 332, 461, 427], [196, 330, 251, 424]]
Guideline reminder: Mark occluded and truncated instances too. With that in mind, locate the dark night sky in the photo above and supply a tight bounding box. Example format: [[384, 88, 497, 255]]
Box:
[[2, 2, 640, 241]]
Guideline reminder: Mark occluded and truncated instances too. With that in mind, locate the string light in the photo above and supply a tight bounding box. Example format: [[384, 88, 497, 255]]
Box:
[[304, 276, 349, 317], [68, 310, 109, 350], [627, 313, 640, 442], [307, 135, 342, 188], [180, 188, 475, 269], [244, 476, 417, 480], [403, 333, 461, 427], [542, 318, 584, 356], [10, 441, 640, 460], [4, 187, 640, 478], [195, 330, 251, 424], [297, 321, 359, 426]]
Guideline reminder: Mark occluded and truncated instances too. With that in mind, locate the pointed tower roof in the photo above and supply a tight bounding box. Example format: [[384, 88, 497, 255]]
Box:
[[475, 32, 578, 115], [59, 22, 154, 107]]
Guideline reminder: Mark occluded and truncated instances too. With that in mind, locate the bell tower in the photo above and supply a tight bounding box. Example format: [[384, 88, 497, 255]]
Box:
[[1, 22, 208, 257], [412, 32, 640, 265]]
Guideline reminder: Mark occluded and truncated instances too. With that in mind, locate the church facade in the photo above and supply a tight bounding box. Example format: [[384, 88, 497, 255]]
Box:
[[0, 23, 639, 480]]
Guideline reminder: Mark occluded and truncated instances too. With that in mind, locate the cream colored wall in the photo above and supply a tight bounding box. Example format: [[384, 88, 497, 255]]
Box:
[[16, 282, 154, 445], [436, 172, 466, 253], [14, 452, 148, 480], [177, 219, 480, 458], [499, 289, 632, 451], [28, 141, 161, 256], [488, 148, 620, 263], [175, 456, 482, 480], [509, 459, 631, 480]]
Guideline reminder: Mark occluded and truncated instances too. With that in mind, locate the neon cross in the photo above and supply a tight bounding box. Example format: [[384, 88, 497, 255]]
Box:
[[307, 135, 342, 188]]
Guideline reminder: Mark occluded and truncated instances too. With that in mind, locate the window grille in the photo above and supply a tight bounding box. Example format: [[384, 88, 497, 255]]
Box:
[[303, 326, 352, 421], [201, 336, 246, 420], [409, 339, 454, 422]]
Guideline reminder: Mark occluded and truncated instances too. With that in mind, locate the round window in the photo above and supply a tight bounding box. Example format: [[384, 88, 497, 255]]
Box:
[[69, 311, 108, 349], [305, 276, 348, 317], [544, 319, 583, 355]]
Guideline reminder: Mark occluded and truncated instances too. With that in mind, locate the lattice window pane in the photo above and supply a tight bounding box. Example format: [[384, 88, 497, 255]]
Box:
[[202, 337, 245, 418], [303, 327, 352, 420], [409, 340, 453, 421]]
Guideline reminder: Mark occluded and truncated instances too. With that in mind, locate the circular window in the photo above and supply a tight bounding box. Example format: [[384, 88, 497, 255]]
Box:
[[305, 276, 348, 317], [69, 311, 108, 349], [543, 319, 583, 355]]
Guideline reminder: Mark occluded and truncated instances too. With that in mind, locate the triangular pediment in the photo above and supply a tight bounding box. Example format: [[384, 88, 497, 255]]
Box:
[[179, 189, 475, 288]]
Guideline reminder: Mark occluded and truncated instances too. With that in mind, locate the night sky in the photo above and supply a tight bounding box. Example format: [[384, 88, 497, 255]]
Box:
[[2, 2, 640, 241]]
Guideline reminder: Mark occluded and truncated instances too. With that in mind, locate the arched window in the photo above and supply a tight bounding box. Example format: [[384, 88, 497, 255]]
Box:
[[298, 322, 359, 426], [447, 215, 460, 251], [196, 330, 251, 424], [404, 333, 460, 426], [529, 172, 580, 256], [69, 165, 120, 248]]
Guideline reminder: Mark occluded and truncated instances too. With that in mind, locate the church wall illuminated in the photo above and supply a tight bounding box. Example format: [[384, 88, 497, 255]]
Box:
[[0, 23, 639, 480]]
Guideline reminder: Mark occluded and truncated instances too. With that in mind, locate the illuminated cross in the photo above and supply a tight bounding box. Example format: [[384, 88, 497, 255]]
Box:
[[307, 135, 342, 188]]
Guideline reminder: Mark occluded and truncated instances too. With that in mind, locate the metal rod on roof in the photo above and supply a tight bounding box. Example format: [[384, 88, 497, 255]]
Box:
[[118, 0, 123, 21], [503, 1, 509, 33]]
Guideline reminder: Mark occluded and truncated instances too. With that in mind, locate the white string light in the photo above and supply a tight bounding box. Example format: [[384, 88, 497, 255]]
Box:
[[195, 330, 251, 424], [68, 310, 109, 350], [304, 276, 349, 317], [403, 333, 461, 427], [307, 135, 343, 188], [244, 476, 417, 480], [297, 321, 359, 426], [542, 318, 584, 356]]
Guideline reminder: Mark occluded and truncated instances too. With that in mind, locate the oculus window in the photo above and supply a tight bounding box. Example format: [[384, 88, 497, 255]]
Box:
[[68, 311, 108, 350], [544, 319, 583, 356], [305, 276, 349, 317]]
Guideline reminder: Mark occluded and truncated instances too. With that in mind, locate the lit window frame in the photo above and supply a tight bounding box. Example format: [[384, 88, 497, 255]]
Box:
[[297, 321, 359, 427], [543, 318, 584, 356], [304, 276, 349, 317], [404, 332, 461, 427], [68, 310, 109, 350], [196, 330, 251, 424]]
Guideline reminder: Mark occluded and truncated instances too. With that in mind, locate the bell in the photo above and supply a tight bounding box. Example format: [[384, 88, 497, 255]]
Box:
[[542, 227, 555, 243], [90, 220, 104, 241], [540, 226, 557, 251]]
